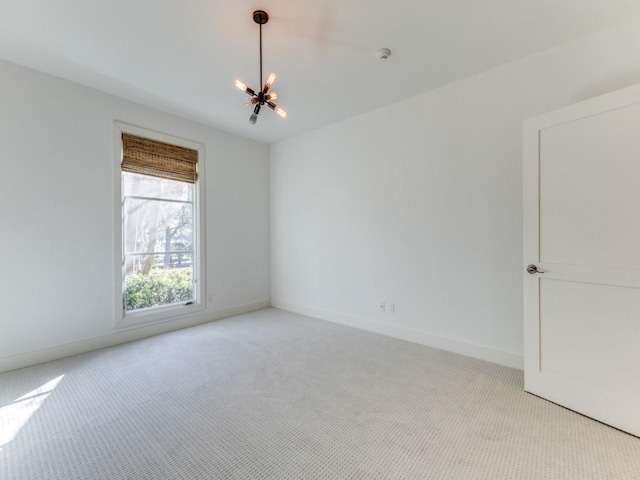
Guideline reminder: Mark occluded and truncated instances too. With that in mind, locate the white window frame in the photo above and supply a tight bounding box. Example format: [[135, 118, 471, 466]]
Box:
[[113, 122, 206, 328]]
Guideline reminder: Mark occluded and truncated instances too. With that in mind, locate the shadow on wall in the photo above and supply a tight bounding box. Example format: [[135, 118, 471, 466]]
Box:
[[572, 67, 640, 104]]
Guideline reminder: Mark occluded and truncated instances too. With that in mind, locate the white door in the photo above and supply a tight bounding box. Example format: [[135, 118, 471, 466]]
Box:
[[523, 84, 640, 437]]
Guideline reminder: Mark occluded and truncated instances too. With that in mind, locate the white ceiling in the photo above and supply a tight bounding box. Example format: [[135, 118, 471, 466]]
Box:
[[1, 1, 640, 144]]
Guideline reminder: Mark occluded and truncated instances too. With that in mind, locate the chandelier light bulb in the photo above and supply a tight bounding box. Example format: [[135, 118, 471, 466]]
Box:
[[249, 113, 258, 124], [234, 80, 247, 91], [275, 107, 287, 118], [267, 91, 278, 101], [265, 73, 276, 89]]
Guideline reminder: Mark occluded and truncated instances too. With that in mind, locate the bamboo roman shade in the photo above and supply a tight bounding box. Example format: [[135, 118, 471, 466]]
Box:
[[121, 133, 198, 183]]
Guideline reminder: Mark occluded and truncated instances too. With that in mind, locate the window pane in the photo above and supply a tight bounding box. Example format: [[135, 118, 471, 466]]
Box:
[[124, 254, 194, 311], [123, 172, 192, 201], [124, 199, 193, 254]]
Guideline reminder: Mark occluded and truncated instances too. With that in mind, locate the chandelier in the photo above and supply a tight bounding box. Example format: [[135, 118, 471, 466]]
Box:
[[234, 10, 287, 124]]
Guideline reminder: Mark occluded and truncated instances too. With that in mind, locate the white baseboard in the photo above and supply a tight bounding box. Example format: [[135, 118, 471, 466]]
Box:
[[272, 300, 523, 370], [0, 300, 271, 374]]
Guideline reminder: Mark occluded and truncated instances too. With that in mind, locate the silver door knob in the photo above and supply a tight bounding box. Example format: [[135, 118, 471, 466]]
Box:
[[527, 264, 545, 274]]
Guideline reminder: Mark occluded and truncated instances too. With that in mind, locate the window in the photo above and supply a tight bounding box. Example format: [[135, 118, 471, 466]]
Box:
[[115, 126, 205, 325]]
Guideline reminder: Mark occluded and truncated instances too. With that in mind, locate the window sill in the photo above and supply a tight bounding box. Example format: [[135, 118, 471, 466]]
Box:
[[116, 301, 206, 329]]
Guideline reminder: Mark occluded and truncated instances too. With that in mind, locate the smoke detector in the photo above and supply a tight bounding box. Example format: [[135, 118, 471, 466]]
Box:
[[376, 48, 391, 60]]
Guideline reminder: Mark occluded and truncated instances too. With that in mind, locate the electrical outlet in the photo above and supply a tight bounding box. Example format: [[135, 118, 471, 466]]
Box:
[[379, 301, 386, 312], [389, 302, 395, 314]]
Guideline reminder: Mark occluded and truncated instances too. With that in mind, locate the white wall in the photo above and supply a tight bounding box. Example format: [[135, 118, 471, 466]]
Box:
[[270, 20, 640, 369], [0, 59, 270, 372]]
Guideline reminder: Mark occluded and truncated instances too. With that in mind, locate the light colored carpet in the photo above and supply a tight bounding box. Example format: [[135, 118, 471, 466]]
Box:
[[1, 308, 639, 479]]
